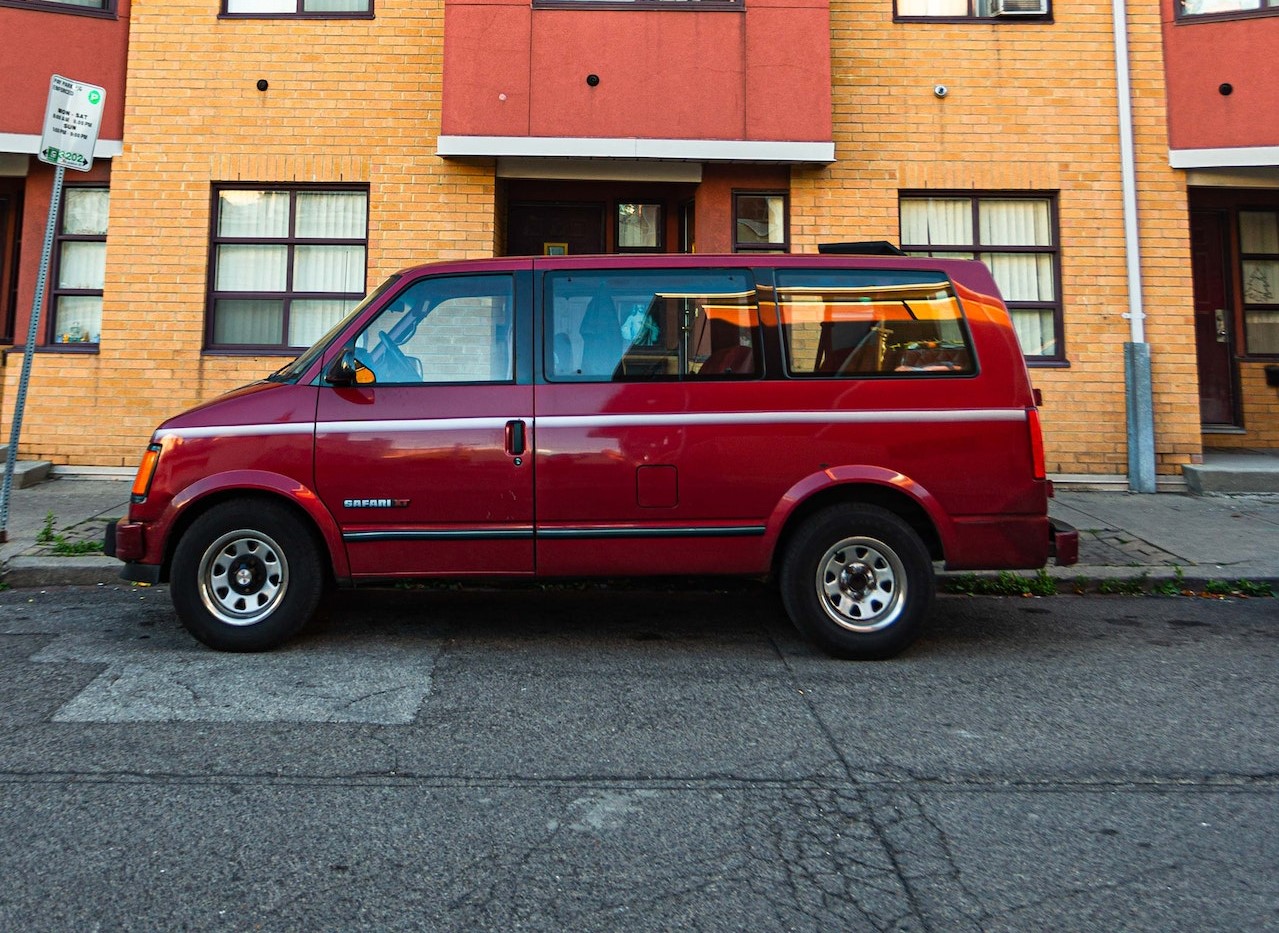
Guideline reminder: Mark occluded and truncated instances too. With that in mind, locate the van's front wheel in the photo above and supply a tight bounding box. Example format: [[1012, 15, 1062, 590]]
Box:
[[170, 501, 323, 652], [780, 504, 933, 660]]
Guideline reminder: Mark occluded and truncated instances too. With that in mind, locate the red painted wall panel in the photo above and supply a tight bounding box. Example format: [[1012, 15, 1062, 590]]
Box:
[[0, 1, 129, 141], [443, 2, 831, 144], [442, 3, 533, 137], [1163, 4, 1279, 151]]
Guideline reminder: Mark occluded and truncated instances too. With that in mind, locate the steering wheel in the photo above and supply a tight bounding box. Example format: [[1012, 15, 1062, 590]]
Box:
[[376, 330, 422, 382]]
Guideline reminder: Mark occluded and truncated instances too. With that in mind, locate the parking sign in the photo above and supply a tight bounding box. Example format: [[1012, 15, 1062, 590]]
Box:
[[38, 75, 105, 172]]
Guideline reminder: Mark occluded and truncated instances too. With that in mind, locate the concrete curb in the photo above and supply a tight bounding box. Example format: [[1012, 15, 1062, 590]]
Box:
[[1, 555, 127, 588]]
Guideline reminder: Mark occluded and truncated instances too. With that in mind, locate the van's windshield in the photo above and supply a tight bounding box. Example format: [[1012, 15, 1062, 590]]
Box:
[[266, 275, 402, 383]]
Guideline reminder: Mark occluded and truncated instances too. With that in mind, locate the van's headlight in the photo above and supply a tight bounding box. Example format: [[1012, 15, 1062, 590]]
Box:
[[131, 443, 162, 502]]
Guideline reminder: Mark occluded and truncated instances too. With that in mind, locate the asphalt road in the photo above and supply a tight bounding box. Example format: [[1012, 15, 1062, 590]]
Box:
[[1, 584, 1276, 932]]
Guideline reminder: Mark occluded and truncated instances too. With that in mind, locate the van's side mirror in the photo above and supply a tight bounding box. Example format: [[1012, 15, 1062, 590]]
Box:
[[324, 347, 376, 387]]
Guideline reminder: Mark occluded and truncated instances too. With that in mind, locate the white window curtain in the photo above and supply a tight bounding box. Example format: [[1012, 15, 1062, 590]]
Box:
[[226, 0, 297, 12], [217, 190, 289, 238], [980, 199, 1051, 247], [58, 242, 106, 290], [214, 300, 284, 345], [897, 0, 968, 13], [289, 299, 355, 347], [901, 198, 972, 246], [305, 0, 370, 11], [296, 191, 367, 238], [62, 189, 109, 236], [216, 245, 288, 291]]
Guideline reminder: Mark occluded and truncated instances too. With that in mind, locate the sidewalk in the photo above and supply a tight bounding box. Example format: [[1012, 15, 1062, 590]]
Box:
[[1, 475, 1277, 593]]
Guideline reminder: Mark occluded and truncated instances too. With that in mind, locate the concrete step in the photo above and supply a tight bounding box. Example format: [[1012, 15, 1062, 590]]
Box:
[[1183, 448, 1279, 495], [0, 445, 54, 489]]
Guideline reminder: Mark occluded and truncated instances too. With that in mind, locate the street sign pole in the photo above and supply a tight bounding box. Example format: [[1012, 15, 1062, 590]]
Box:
[[0, 165, 65, 542], [0, 75, 104, 543]]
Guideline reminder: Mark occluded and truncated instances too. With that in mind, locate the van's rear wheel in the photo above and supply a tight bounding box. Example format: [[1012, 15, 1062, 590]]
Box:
[[780, 504, 933, 659], [170, 501, 323, 652]]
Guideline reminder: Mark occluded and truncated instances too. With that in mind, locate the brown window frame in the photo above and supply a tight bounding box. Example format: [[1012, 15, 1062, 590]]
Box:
[[732, 190, 789, 255], [899, 191, 1064, 365], [220, 0, 374, 18], [893, 0, 1051, 22], [1239, 208, 1279, 359], [47, 183, 109, 351], [1175, 0, 1279, 22], [0, 0, 116, 16], [206, 183, 370, 354]]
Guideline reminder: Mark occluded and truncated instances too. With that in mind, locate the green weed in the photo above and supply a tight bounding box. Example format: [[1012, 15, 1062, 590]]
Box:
[[36, 512, 57, 545]]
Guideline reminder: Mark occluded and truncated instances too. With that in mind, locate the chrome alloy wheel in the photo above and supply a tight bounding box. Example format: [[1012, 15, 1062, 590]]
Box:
[[814, 535, 907, 633], [196, 528, 289, 627]]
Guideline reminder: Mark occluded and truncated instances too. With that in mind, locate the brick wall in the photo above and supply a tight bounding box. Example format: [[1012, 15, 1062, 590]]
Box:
[[792, 0, 1200, 478], [4, 0, 1209, 478], [4, 0, 496, 466]]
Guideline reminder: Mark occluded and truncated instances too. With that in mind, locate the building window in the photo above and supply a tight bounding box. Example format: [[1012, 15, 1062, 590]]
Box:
[[616, 202, 663, 252], [208, 185, 368, 351], [545, 269, 760, 382], [1180, 0, 1277, 17], [1240, 210, 1279, 356], [222, 0, 371, 16], [733, 192, 788, 254], [900, 193, 1061, 361], [49, 186, 108, 347], [896, 0, 1049, 18], [0, 1, 115, 13]]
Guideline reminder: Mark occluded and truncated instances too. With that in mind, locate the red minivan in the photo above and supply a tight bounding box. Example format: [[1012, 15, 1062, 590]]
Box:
[[107, 254, 1077, 659]]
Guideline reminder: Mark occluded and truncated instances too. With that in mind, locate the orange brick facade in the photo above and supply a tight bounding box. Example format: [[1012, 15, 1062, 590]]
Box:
[[0, 0, 1230, 482]]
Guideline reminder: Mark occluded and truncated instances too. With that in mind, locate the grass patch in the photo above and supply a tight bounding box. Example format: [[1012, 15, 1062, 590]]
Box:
[[1098, 574, 1148, 596], [946, 568, 1057, 597]]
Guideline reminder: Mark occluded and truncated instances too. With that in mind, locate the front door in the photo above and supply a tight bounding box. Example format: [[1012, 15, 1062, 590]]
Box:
[[1191, 210, 1240, 428], [508, 201, 604, 256], [314, 270, 535, 578]]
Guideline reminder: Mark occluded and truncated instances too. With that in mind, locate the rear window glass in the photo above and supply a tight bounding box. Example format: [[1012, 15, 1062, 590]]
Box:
[[776, 269, 974, 377], [546, 269, 760, 382]]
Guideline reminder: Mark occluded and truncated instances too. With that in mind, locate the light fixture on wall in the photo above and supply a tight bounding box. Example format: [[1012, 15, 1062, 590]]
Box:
[[586, 74, 600, 87], [256, 79, 269, 92]]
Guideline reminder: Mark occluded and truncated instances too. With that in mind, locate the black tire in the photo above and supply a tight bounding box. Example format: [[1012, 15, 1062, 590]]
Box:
[[170, 500, 325, 652], [780, 504, 934, 660]]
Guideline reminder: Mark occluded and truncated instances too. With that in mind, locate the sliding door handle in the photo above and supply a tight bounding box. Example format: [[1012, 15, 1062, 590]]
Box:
[[505, 419, 527, 456]]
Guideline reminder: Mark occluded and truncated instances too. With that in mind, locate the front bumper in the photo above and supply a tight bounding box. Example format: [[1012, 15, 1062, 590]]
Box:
[[104, 520, 162, 584]]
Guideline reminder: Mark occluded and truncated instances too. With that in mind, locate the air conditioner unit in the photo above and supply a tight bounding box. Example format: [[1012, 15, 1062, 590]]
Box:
[[991, 0, 1049, 14]]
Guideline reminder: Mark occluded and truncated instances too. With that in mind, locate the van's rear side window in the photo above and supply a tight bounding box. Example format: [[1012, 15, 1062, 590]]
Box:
[[546, 269, 760, 382], [776, 270, 975, 377]]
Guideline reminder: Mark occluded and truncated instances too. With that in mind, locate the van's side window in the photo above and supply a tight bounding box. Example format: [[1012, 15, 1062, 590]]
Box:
[[776, 270, 975, 377], [546, 269, 760, 381], [349, 274, 514, 384]]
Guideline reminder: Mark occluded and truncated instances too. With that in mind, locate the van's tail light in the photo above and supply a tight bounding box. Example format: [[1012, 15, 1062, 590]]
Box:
[[1027, 408, 1047, 481], [131, 444, 162, 502]]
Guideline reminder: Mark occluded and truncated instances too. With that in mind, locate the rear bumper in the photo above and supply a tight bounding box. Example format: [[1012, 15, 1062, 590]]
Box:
[[1049, 517, 1079, 566]]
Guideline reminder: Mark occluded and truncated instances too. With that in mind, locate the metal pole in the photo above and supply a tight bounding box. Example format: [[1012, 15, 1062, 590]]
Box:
[[1111, 0, 1157, 493], [0, 163, 65, 542]]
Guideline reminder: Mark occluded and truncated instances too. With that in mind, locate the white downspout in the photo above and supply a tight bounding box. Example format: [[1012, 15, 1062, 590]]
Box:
[[1112, 0, 1157, 492]]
